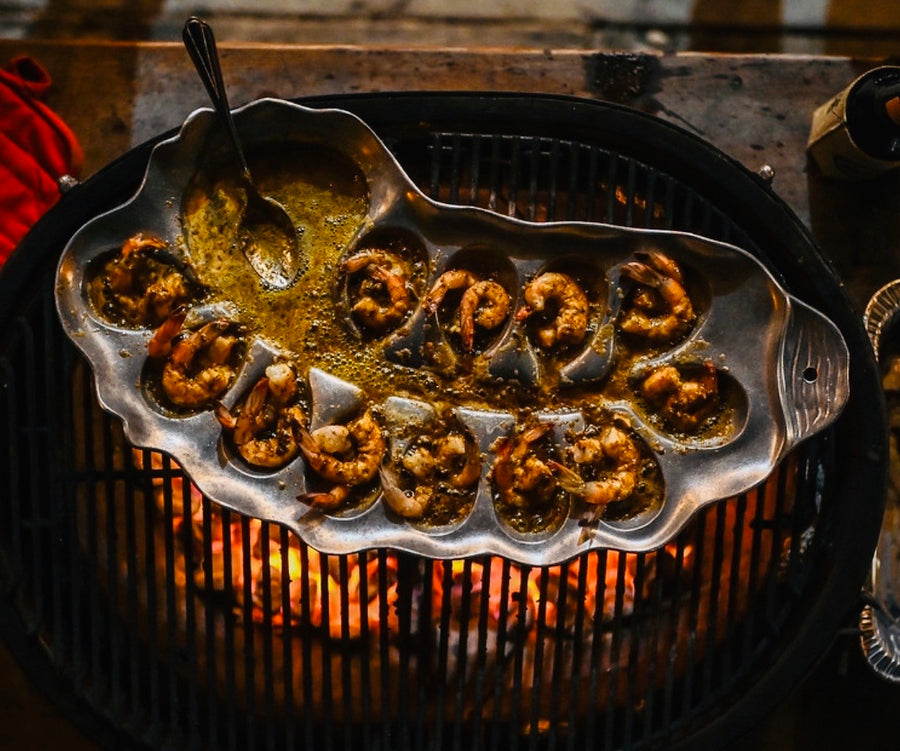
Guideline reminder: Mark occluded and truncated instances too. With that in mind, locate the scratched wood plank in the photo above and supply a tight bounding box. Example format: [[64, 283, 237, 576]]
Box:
[[2, 40, 896, 303]]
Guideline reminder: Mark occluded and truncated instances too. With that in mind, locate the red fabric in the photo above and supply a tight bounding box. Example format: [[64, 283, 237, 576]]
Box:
[[0, 55, 83, 265]]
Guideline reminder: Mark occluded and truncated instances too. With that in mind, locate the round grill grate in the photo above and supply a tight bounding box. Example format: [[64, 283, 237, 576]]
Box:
[[0, 93, 886, 750]]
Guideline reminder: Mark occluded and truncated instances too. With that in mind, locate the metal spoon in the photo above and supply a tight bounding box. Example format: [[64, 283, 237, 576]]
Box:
[[183, 17, 302, 289]]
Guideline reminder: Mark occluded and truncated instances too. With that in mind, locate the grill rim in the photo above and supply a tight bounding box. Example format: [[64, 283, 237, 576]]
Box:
[[0, 91, 887, 751]]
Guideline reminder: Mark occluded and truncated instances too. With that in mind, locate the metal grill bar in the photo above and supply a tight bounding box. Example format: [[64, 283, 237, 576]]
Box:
[[159, 456, 177, 737], [585, 547, 608, 748], [434, 556, 453, 749], [299, 534, 314, 750], [200, 495, 218, 748], [278, 525, 296, 749], [317, 549, 334, 750], [700, 502, 728, 703], [454, 558, 475, 750], [140, 449, 160, 745], [548, 558, 570, 751], [660, 536, 690, 734], [471, 556, 491, 750], [378, 549, 396, 751]]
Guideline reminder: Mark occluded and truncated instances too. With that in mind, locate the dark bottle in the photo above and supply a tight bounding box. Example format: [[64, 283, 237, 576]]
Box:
[[808, 66, 900, 180], [845, 66, 900, 161]]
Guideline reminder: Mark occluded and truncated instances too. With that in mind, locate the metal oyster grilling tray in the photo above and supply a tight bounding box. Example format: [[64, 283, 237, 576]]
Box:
[[55, 97, 850, 564]]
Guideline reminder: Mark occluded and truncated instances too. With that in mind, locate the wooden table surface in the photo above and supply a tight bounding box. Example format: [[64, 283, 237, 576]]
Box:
[[1, 40, 900, 749], [5, 39, 900, 311]]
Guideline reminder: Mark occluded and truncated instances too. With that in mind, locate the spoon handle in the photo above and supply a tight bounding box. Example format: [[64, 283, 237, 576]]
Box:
[[182, 16, 251, 180]]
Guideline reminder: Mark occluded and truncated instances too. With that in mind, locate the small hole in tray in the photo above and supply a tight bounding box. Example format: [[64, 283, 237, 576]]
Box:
[[802, 366, 818, 383]]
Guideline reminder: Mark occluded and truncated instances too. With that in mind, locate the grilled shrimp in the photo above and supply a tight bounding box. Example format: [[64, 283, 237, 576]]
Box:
[[379, 464, 435, 519], [148, 307, 239, 410], [100, 233, 194, 327], [298, 409, 386, 487], [458, 280, 510, 351], [619, 251, 694, 343], [424, 269, 479, 313], [343, 250, 412, 331], [641, 360, 720, 433], [432, 430, 482, 489], [551, 424, 640, 507], [215, 363, 304, 469], [263, 361, 300, 405], [300, 483, 351, 511], [425, 269, 510, 351], [382, 428, 481, 519], [516, 271, 589, 349], [492, 423, 557, 509]]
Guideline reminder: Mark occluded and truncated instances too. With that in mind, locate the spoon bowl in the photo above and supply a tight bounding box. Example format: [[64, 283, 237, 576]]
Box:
[[182, 16, 302, 289], [238, 177, 304, 287]]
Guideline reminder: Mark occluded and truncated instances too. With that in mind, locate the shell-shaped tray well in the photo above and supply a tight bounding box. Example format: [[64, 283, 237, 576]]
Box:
[[55, 98, 850, 564]]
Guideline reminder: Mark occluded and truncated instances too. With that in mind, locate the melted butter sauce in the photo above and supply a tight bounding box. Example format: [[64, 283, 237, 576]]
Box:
[[180, 144, 734, 453], [182, 145, 391, 392]]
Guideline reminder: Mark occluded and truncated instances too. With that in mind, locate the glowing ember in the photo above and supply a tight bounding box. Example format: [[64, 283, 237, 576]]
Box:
[[114, 440, 793, 724], [134, 449, 655, 639]]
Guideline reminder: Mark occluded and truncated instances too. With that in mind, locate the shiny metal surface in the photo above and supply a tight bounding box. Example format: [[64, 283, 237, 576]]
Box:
[[182, 17, 302, 289], [861, 279, 900, 682], [55, 98, 850, 564]]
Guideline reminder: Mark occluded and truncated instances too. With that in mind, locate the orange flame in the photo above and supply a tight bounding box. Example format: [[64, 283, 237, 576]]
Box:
[[138, 449, 679, 640]]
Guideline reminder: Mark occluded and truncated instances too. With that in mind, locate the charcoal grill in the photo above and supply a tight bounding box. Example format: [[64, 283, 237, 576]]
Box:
[[0, 92, 887, 750]]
